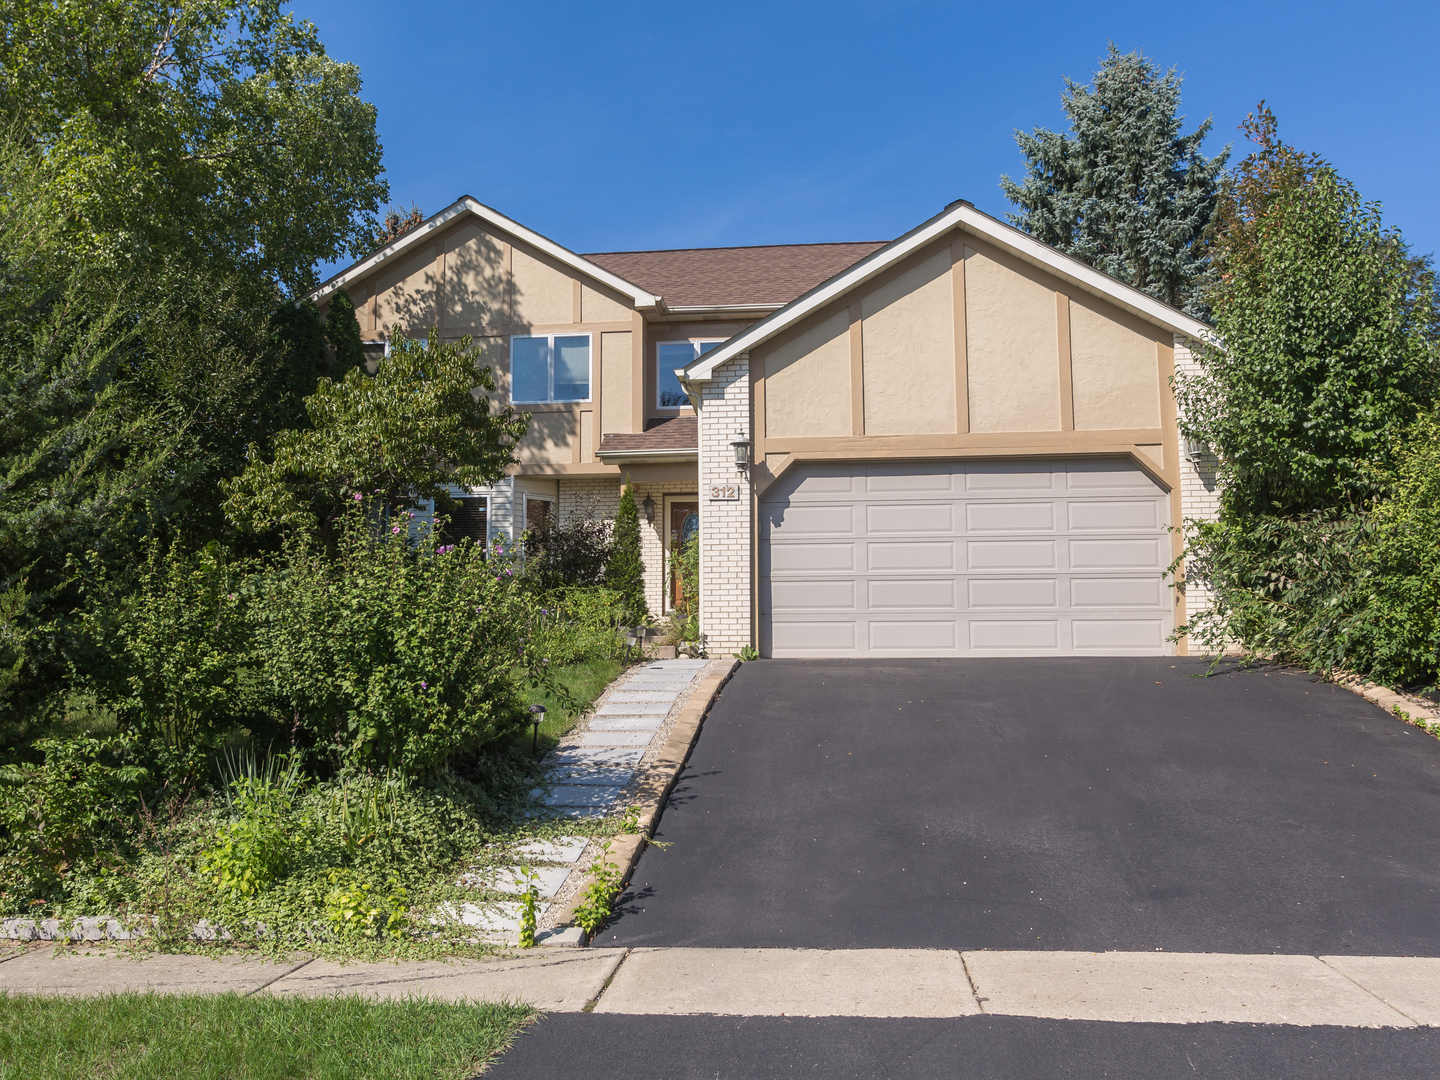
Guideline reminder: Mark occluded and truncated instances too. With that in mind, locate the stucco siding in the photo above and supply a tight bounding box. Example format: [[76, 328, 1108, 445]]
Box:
[[516, 412, 576, 464], [763, 309, 851, 439], [601, 331, 633, 435], [374, 246, 438, 336], [582, 282, 632, 324], [510, 247, 575, 326], [1069, 294, 1163, 430], [443, 223, 507, 328], [964, 245, 1060, 433], [861, 250, 956, 435]]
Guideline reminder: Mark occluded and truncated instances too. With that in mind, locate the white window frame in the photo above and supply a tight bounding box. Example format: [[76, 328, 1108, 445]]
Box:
[[655, 339, 724, 411], [510, 332, 593, 404]]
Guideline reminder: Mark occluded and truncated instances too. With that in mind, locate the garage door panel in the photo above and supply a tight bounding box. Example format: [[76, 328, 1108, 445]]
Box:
[[1068, 538, 1166, 569], [964, 463, 1056, 490], [868, 579, 958, 609], [769, 620, 857, 651], [865, 469, 955, 492], [967, 540, 1057, 570], [1071, 577, 1162, 608], [1072, 619, 1166, 650], [766, 579, 857, 611], [1068, 500, 1161, 531], [761, 458, 1171, 657], [765, 503, 856, 537], [969, 578, 1059, 609], [869, 621, 957, 650], [866, 503, 954, 533], [967, 501, 1056, 532], [970, 620, 1060, 650], [867, 541, 956, 571], [764, 542, 856, 572]]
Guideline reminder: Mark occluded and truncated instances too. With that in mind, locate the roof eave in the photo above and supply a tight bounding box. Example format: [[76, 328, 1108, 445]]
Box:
[[310, 196, 662, 311], [594, 448, 698, 464]]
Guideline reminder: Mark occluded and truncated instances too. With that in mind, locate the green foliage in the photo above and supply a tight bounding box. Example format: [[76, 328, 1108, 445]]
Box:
[[0, 990, 534, 1080], [1176, 108, 1439, 516], [673, 532, 700, 617], [517, 867, 539, 948], [223, 330, 528, 538], [529, 587, 626, 667], [1182, 412, 1440, 686], [247, 502, 551, 776], [199, 753, 305, 897], [80, 540, 250, 782], [323, 871, 409, 938], [0, 0, 387, 294], [323, 289, 367, 382], [605, 480, 648, 624], [735, 646, 760, 662], [0, 733, 148, 884], [1002, 44, 1228, 315], [571, 841, 622, 938], [523, 502, 612, 590]]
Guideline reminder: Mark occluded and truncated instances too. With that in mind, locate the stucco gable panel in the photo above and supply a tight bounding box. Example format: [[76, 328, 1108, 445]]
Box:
[[764, 309, 851, 439], [964, 246, 1060, 433], [861, 250, 956, 436]]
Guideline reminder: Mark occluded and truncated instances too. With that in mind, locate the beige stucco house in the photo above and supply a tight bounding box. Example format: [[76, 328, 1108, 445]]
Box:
[[313, 196, 1217, 659]]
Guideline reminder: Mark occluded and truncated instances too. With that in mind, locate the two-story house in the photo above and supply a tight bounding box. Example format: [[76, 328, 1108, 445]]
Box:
[[313, 196, 1215, 659]]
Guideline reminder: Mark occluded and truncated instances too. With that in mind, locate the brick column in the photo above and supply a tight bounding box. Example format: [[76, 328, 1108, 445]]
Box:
[[1174, 333, 1221, 622], [698, 356, 753, 657]]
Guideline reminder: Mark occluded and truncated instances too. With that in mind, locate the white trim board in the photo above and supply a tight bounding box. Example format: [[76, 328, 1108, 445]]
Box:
[[682, 201, 1215, 385]]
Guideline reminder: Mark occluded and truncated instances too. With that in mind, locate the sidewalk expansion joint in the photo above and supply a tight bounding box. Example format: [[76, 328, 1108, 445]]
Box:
[[1316, 955, 1423, 1027], [958, 950, 985, 1013], [583, 948, 629, 1013], [247, 955, 316, 996]]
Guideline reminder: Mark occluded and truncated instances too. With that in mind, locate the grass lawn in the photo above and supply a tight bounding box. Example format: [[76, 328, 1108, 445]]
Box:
[[518, 655, 625, 753], [0, 991, 535, 1080]]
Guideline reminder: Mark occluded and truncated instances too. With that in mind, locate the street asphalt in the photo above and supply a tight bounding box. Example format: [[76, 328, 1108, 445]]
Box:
[[596, 657, 1440, 954], [486, 1013, 1440, 1079]]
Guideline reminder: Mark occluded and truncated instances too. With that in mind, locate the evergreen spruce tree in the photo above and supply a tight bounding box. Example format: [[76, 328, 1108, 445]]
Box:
[[323, 289, 367, 381], [1001, 44, 1229, 315], [605, 480, 649, 624]]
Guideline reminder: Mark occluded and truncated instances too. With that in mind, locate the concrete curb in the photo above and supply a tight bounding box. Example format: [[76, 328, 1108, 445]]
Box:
[[552, 659, 741, 941], [1333, 672, 1440, 738]]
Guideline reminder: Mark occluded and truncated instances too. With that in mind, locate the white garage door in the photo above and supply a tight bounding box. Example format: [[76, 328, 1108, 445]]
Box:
[[759, 458, 1174, 657]]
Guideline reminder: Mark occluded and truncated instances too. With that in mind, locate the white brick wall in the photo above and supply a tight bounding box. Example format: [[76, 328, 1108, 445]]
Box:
[[697, 355, 753, 656], [1174, 334, 1222, 624]]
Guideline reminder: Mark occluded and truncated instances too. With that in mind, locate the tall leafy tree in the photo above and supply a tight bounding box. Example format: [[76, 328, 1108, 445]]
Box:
[[1175, 106, 1439, 516], [222, 330, 529, 538], [322, 289, 366, 382], [1001, 44, 1228, 314]]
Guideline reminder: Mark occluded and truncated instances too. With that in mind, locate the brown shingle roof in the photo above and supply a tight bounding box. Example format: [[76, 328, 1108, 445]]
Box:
[[584, 241, 887, 309], [598, 416, 697, 455]]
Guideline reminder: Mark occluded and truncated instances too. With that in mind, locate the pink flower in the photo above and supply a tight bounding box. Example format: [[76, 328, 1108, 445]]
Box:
[[420, 681, 428, 689], [353, 493, 363, 501], [391, 525, 401, 534]]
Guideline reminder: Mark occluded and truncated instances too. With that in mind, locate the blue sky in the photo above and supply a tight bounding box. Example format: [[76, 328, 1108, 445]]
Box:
[[304, 0, 1439, 276]]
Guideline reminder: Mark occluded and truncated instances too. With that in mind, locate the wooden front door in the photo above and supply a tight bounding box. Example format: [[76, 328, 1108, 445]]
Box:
[[669, 501, 699, 610]]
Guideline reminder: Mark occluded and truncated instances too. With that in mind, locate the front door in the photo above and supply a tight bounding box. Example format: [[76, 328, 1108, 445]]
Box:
[[669, 501, 699, 611]]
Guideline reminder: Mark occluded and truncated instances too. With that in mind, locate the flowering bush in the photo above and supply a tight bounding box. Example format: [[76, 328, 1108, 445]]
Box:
[[248, 501, 555, 776]]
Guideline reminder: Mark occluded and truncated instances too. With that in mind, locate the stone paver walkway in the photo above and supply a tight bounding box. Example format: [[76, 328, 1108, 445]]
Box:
[[4, 945, 1437, 1026]]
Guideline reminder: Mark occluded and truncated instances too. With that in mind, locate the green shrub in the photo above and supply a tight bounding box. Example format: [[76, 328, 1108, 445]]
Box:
[[323, 870, 409, 938], [530, 586, 626, 666], [248, 503, 554, 776], [80, 540, 250, 782], [523, 504, 612, 590], [199, 753, 306, 897], [0, 731, 147, 875], [605, 481, 648, 624]]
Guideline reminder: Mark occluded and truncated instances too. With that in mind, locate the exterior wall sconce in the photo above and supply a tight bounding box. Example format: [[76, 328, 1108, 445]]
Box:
[[642, 494, 655, 523], [1184, 437, 1208, 464], [730, 431, 752, 472]]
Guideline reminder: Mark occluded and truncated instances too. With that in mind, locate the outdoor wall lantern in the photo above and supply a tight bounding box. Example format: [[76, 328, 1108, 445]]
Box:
[[528, 704, 546, 757], [730, 431, 752, 471], [642, 494, 655, 523], [1184, 437, 1208, 464]]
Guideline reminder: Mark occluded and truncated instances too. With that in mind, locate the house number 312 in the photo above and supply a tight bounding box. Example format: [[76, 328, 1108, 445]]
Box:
[[709, 483, 741, 501]]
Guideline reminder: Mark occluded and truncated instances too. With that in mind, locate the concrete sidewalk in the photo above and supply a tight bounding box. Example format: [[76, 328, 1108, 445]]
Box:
[[3, 944, 1436, 1027]]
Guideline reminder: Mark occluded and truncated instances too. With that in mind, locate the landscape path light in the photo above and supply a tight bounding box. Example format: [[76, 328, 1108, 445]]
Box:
[[528, 704, 546, 757]]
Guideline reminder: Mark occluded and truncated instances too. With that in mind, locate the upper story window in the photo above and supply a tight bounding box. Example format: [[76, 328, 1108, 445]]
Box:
[[656, 340, 722, 409], [512, 333, 591, 403]]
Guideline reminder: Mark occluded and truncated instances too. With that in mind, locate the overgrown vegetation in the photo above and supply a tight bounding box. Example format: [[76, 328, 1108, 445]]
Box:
[[1176, 107, 1440, 687]]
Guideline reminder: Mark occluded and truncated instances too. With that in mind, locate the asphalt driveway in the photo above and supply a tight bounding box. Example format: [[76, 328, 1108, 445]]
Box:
[[598, 657, 1440, 955]]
